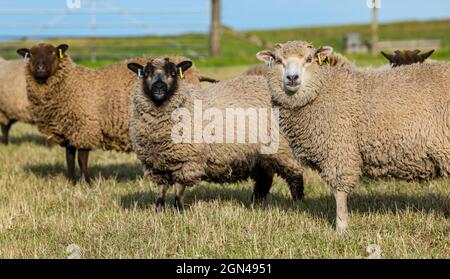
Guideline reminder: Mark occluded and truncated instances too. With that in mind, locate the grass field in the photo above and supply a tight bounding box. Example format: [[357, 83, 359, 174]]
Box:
[[1, 123, 449, 258], [1, 19, 450, 258]]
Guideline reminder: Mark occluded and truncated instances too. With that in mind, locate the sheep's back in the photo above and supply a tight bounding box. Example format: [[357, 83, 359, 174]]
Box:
[[356, 62, 450, 179], [197, 75, 273, 177], [200, 75, 270, 108]]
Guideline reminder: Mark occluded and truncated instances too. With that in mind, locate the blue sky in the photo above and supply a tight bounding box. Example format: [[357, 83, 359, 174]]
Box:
[[0, 0, 448, 39]]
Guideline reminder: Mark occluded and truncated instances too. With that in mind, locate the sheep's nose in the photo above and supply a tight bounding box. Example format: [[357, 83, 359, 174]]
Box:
[[154, 81, 164, 89], [287, 74, 299, 82], [37, 64, 45, 72]]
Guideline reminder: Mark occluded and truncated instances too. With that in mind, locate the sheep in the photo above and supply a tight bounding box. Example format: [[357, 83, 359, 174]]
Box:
[[244, 50, 353, 76], [244, 64, 269, 76], [127, 56, 305, 211], [381, 49, 435, 67], [16, 43, 205, 184], [0, 58, 33, 144], [256, 41, 450, 233]]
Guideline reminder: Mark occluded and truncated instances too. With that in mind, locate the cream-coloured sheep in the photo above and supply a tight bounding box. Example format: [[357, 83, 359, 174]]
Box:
[[0, 58, 33, 144], [128, 57, 304, 210], [257, 41, 450, 233]]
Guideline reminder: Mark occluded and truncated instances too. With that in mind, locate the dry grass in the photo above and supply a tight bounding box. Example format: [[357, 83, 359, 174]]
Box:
[[1, 122, 449, 259]]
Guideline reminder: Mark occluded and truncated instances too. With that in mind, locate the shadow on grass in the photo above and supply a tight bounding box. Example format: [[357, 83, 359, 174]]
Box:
[[120, 185, 450, 224], [9, 133, 49, 146], [24, 161, 142, 182], [303, 192, 450, 225], [120, 185, 257, 210]]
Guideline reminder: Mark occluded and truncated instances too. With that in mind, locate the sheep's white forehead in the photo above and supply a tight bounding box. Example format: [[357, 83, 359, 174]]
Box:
[[275, 41, 314, 59]]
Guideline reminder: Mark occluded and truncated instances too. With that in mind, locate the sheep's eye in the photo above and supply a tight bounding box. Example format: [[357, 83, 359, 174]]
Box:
[[275, 58, 283, 64], [306, 56, 312, 63], [171, 71, 177, 77]]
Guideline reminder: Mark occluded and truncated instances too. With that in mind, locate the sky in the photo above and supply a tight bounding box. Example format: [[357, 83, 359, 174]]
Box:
[[0, 0, 448, 39]]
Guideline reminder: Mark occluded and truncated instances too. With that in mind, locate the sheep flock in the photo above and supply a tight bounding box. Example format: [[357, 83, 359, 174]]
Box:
[[0, 39, 447, 236]]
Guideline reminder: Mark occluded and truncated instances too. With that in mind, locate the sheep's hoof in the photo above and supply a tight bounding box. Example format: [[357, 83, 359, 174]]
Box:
[[80, 176, 92, 186], [250, 194, 266, 204], [68, 177, 77, 186], [155, 199, 165, 213], [291, 191, 304, 201], [155, 205, 165, 213], [336, 221, 349, 236], [174, 199, 184, 213]]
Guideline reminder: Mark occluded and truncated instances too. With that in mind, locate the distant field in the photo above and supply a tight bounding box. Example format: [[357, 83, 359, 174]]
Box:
[[1, 19, 449, 68], [0, 124, 449, 258]]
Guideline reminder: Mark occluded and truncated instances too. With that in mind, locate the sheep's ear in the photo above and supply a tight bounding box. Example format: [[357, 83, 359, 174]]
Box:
[[127, 63, 144, 75], [420, 49, 434, 61], [256, 50, 274, 63], [177, 61, 193, 72], [57, 44, 69, 57], [315, 46, 333, 61], [380, 51, 395, 63], [17, 48, 30, 58]]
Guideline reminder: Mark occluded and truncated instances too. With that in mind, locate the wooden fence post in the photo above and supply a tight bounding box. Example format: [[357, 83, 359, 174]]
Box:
[[209, 0, 221, 57]]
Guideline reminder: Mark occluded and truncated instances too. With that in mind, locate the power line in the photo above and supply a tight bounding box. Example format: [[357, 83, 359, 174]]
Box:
[[0, 8, 208, 15]]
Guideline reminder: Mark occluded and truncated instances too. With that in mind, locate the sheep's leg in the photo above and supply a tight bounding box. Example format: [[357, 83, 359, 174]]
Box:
[[251, 165, 274, 202], [173, 183, 186, 212], [326, 174, 355, 234], [77, 149, 91, 185], [155, 184, 169, 212], [267, 139, 305, 200], [1, 124, 8, 145], [275, 161, 304, 201], [320, 140, 360, 234], [1, 120, 15, 145], [65, 146, 77, 184], [335, 190, 349, 234]]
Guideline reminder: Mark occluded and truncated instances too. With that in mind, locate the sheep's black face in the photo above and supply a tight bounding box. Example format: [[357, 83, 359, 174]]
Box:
[[17, 43, 69, 83], [145, 60, 178, 104], [128, 58, 193, 106]]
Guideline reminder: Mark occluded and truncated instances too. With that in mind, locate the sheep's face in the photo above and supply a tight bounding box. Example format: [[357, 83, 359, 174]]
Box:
[[128, 58, 192, 105], [381, 49, 434, 67], [257, 41, 333, 95], [17, 43, 69, 83]]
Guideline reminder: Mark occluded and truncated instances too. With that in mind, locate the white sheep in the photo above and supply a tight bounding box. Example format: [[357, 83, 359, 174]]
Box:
[[257, 41, 450, 233]]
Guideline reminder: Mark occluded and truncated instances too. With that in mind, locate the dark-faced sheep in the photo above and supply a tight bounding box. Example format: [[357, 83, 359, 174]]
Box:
[[257, 41, 450, 233], [17, 43, 206, 184], [127, 57, 305, 211], [381, 49, 435, 67]]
